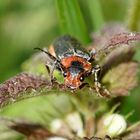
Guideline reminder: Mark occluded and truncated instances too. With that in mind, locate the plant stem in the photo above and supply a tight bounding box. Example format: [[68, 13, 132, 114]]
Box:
[[127, 0, 140, 31], [86, 0, 104, 31]]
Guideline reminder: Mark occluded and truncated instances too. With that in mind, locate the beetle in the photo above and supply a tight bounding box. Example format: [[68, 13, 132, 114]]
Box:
[[35, 32, 140, 97], [35, 35, 110, 97]]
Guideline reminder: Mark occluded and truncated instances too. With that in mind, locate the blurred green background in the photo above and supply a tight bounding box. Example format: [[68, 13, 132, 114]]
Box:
[[0, 0, 140, 137]]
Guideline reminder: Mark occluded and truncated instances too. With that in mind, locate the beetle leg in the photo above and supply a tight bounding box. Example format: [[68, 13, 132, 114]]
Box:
[[45, 61, 58, 85], [45, 65, 50, 74], [50, 60, 60, 85], [34, 48, 62, 85], [89, 48, 97, 60], [92, 65, 110, 97], [79, 83, 89, 89], [45, 64, 54, 85], [104, 135, 112, 140]]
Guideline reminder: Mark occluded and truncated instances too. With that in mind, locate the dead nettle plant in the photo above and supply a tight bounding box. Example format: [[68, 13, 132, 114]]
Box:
[[0, 24, 140, 140]]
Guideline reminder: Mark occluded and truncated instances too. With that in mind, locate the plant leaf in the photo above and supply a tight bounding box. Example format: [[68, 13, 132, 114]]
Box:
[[0, 73, 49, 107], [56, 0, 90, 44], [102, 62, 138, 96]]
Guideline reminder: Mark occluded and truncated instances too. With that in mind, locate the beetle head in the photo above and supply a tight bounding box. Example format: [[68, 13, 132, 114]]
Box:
[[64, 66, 85, 89]]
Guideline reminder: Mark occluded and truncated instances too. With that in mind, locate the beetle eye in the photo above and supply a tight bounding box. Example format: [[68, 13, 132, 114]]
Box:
[[63, 72, 67, 77], [80, 76, 84, 81]]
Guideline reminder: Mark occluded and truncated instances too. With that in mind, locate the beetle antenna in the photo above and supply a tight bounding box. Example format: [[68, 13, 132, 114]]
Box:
[[34, 47, 57, 61], [34, 47, 64, 71]]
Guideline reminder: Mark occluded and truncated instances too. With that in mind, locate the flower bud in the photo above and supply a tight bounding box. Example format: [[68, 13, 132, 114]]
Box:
[[103, 113, 127, 137]]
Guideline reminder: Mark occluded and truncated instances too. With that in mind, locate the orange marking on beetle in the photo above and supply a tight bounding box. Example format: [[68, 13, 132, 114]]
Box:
[[65, 71, 83, 89], [61, 56, 92, 72], [49, 45, 56, 57]]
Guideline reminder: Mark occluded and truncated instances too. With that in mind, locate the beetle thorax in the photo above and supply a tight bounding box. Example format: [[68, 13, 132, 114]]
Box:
[[61, 56, 92, 89]]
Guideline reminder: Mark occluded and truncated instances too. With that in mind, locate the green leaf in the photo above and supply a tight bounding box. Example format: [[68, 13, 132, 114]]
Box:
[[56, 0, 90, 44], [86, 0, 104, 31], [126, 0, 140, 31]]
